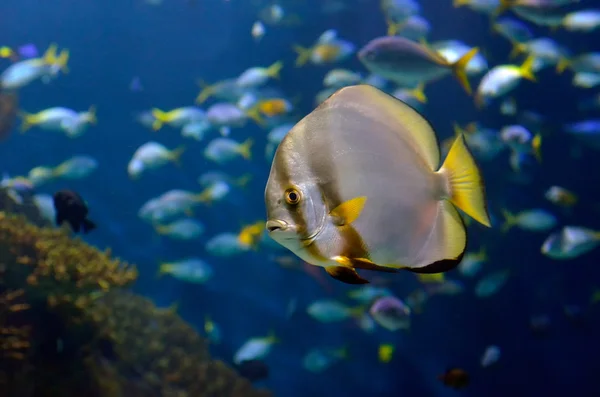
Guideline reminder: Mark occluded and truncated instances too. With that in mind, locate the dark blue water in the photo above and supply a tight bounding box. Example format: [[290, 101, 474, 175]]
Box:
[[1, 0, 600, 396]]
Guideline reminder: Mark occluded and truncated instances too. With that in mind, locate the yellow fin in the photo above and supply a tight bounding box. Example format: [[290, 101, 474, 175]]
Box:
[[329, 197, 367, 226], [409, 82, 427, 104], [519, 55, 537, 82], [532, 133, 542, 163], [509, 41, 527, 59], [266, 61, 283, 79], [451, 47, 479, 95], [19, 111, 37, 133], [500, 209, 517, 233], [556, 57, 571, 74], [86, 105, 97, 124], [293, 45, 311, 67], [417, 273, 445, 283], [195, 80, 216, 104], [238, 138, 253, 160], [325, 265, 369, 284], [439, 134, 491, 227], [246, 105, 266, 127], [151, 108, 168, 131]]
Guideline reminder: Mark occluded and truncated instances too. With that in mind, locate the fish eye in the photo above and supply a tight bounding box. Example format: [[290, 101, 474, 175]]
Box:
[[284, 188, 301, 205]]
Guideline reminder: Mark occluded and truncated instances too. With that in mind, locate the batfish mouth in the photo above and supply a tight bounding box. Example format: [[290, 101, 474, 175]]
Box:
[[266, 219, 290, 233]]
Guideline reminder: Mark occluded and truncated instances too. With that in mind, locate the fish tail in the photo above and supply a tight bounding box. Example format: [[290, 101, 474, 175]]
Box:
[[293, 45, 311, 67], [452, 0, 470, 7], [169, 145, 186, 166], [386, 18, 404, 36], [42, 43, 58, 65], [82, 218, 96, 233], [493, 0, 513, 17], [195, 80, 215, 104], [151, 108, 169, 131], [266, 61, 283, 79], [266, 330, 280, 344], [55, 49, 70, 74], [477, 246, 488, 261], [519, 55, 537, 82], [156, 263, 172, 278], [19, 111, 37, 133], [500, 210, 517, 233], [556, 57, 571, 74], [409, 82, 427, 104], [238, 138, 253, 160], [234, 173, 252, 188], [154, 224, 168, 235], [451, 47, 478, 95], [532, 133, 542, 163], [86, 105, 97, 124], [439, 134, 491, 227], [509, 41, 527, 59], [246, 105, 266, 127], [0, 46, 14, 59]]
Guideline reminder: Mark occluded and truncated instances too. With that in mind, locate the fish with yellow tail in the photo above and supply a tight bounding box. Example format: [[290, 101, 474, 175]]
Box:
[[358, 36, 479, 95], [265, 85, 491, 285]]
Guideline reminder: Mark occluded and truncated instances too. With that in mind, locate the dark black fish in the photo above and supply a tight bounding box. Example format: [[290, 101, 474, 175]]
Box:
[[53, 190, 96, 233], [235, 359, 269, 382]]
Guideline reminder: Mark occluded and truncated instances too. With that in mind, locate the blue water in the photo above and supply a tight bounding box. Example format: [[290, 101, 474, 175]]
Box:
[[2, 0, 600, 396]]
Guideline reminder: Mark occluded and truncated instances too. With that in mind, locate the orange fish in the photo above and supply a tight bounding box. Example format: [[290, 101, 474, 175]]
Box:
[[438, 368, 469, 390]]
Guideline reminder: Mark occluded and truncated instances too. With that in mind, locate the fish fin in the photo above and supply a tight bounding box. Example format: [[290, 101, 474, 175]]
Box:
[[238, 138, 253, 160], [338, 256, 399, 273], [451, 47, 479, 95], [532, 133, 542, 163], [509, 41, 527, 59], [235, 173, 253, 188], [409, 82, 427, 104], [386, 18, 404, 36], [68, 220, 80, 233], [329, 197, 367, 226], [157, 263, 172, 278], [556, 57, 570, 74], [42, 43, 58, 65], [245, 106, 266, 126], [86, 105, 97, 124], [439, 134, 491, 227], [169, 145, 186, 166], [406, 201, 466, 273], [519, 56, 537, 82], [325, 265, 369, 284], [492, 0, 513, 17], [452, 0, 470, 7], [55, 49, 70, 74], [266, 61, 283, 79], [151, 108, 169, 131], [293, 45, 311, 67], [19, 111, 36, 133], [55, 212, 65, 226], [82, 218, 96, 234], [500, 209, 517, 233], [417, 273, 445, 283], [195, 80, 216, 104]]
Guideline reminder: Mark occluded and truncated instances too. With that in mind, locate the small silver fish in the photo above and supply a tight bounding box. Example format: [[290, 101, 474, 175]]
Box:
[[265, 85, 491, 284]]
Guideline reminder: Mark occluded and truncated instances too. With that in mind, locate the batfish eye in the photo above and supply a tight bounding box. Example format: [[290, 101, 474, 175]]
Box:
[[285, 188, 301, 205]]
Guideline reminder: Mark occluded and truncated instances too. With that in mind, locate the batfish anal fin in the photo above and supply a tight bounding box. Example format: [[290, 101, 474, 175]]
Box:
[[350, 257, 399, 274], [325, 265, 369, 284], [329, 196, 367, 226]]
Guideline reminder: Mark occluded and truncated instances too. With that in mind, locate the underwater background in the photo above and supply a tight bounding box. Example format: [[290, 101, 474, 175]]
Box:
[[1, 0, 600, 396]]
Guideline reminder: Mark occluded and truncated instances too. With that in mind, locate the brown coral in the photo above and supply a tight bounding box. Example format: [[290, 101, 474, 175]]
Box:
[[0, 193, 271, 397]]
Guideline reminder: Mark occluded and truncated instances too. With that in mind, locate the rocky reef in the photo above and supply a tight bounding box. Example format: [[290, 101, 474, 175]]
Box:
[[0, 188, 271, 397]]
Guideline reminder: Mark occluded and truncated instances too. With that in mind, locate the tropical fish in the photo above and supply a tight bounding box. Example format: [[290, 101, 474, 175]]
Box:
[[265, 85, 491, 284]]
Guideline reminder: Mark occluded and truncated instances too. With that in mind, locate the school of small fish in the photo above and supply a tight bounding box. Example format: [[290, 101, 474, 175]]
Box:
[[2, 0, 600, 389]]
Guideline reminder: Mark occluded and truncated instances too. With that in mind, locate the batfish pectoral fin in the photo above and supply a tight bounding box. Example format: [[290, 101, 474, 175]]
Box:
[[329, 196, 367, 226], [325, 265, 369, 284]]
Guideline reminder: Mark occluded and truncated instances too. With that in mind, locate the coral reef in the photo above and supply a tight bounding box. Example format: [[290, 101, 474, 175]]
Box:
[[0, 190, 271, 397]]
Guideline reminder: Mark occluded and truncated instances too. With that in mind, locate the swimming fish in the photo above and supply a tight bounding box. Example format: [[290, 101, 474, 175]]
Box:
[[358, 36, 479, 94], [53, 190, 96, 234], [265, 85, 491, 285]]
